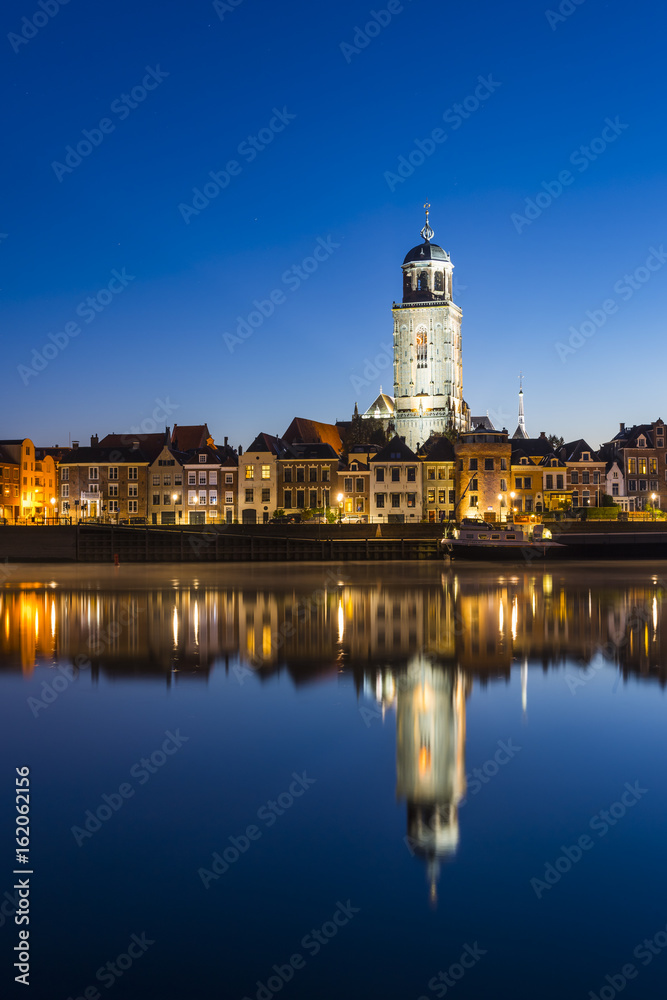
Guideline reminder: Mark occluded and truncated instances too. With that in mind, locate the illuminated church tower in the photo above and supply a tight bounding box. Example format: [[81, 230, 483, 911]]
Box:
[[393, 205, 469, 450]]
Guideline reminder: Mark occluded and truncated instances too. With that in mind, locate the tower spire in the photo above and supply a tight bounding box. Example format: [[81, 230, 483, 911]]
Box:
[[421, 201, 434, 243], [513, 372, 528, 439]]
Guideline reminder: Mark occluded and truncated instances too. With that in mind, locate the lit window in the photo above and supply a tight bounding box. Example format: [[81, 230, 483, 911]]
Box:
[[245, 466, 254, 480], [261, 465, 270, 480]]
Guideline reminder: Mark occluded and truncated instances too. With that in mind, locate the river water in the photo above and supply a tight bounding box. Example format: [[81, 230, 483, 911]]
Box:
[[1, 562, 666, 999]]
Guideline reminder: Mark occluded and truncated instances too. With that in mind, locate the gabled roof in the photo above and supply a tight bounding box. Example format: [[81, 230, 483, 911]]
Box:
[[246, 433, 288, 456], [515, 436, 556, 458], [60, 445, 152, 464], [149, 444, 190, 467], [0, 446, 19, 465], [371, 435, 419, 463], [538, 453, 567, 468], [346, 459, 369, 471], [184, 444, 225, 466], [419, 435, 455, 462], [511, 447, 540, 466], [99, 432, 166, 461], [289, 442, 339, 460], [282, 418, 343, 455], [561, 439, 599, 462], [470, 415, 496, 431], [171, 424, 212, 452]]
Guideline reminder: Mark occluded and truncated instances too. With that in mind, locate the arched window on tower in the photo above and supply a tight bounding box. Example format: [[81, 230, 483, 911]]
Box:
[[418, 271, 429, 293], [434, 271, 443, 292], [403, 272, 413, 295], [416, 327, 428, 369]]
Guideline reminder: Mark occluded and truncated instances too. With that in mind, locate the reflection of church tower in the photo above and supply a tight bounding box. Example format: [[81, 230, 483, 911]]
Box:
[[393, 205, 469, 451], [395, 657, 468, 905]]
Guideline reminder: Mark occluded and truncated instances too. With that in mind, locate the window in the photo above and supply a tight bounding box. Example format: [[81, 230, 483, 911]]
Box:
[[650, 459, 658, 475], [546, 475, 553, 489], [356, 499, 365, 513], [469, 459, 478, 471], [175, 474, 183, 486], [376, 494, 385, 508], [173, 493, 182, 505], [209, 492, 217, 506], [571, 471, 579, 484], [261, 465, 270, 480], [407, 467, 416, 482], [525, 498, 533, 512], [245, 466, 254, 480], [108, 485, 118, 497], [128, 501, 138, 513], [582, 490, 590, 504], [322, 468, 330, 482], [225, 492, 233, 504], [109, 501, 118, 513], [407, 493, 416, 507], [434, 271, 443, 291], [484, 458, 494, 471], [638, 459, 647, 476], [650, 480, 658, 490], [309, 468, 317, 482], [283, 467, 292, 483], [152, 493, 160, 505], [284, 492, 292, 508], [627, 458, 636, 474], [225, 473, 233, 484], [128, 468, 138, 480], [500, 479, 507, 492], [391, 493, 401, 508], [556, 475, 563, 489], [197, 472, 206, 486], [612, 483, 619, 497], [262, 489, 271, 503], [639, 481, 648, 492], [356, 478, 364, 492], [582, 471, 590, 485], [197, 490, 206, 506], [438, 468, 447, 480], [187, 472, 195, 486], [376, 468, 385, 482], [89, 468, 98, 480], [582, 452, 590, 461], [162, 475, 171, 486], [427, 489, 436, 503], [208, 471, 217, 485], [416, 326, 428, 366], [470, 478, 478, 491], [427, 467, 435, 480], [391, 467, 400, 482], [470, 495, 478, 507], [515, 477, 522, 489], [89, 483, 99, 493], [322, 489, 329, 508], [448, 489, 456, 505], [294, 468, 304, 483], [152, 475, 160, 486], [524, 476, 532, 489], [61, 468, 69, 481], [61, 484, 69, 498], [245, 488, 254, 503], [438, 489, 446, 504], [344, 478, 353, 492], [309, 490, 317, 508], [199, 454, 206, 463], [500, 459, 507, 471], [296, 490, 305, 508], [627, 480, 637, 491]]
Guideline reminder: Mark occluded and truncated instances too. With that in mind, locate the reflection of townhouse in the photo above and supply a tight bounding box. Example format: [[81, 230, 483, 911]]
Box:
[[419, 435, 456, 523], [58, 437, 150, 521], [370, 435, 422, 522], [455, 428, 511, 522], [602, 420, 665, 512]]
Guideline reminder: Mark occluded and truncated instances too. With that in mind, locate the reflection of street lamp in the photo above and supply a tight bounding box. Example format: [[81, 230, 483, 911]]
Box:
[[337, 492, 343, 524], [509, 492, 515, 523], [651, 492, 657, 521]]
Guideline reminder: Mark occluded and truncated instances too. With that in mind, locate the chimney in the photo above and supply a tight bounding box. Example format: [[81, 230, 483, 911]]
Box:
[[620, 422, 625, 432], [72, 440, 79, 449], [224, 436, 228, 447], [90, 434, 98, 447], [238, 445, 243, 456]]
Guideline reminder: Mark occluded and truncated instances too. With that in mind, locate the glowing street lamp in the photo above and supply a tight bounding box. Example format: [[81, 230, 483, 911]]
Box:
[[651, 492, 657, 521], [509, 491, 515, 523], [498, 493, 503, 523], [337, 492, 343, 524]]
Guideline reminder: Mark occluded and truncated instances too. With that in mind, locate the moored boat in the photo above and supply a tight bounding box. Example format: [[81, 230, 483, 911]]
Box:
[[441, 520, 564, 559]]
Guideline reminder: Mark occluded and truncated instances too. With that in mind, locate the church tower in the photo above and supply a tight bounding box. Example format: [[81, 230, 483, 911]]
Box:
[[393, 205, 468, 451]]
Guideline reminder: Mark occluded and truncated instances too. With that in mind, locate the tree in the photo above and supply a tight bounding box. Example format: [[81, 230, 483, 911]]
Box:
[[547, 434, 564, 449]]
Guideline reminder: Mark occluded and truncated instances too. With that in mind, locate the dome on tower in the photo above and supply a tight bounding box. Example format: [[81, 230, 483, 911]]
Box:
[[403, 241, 449, 264]]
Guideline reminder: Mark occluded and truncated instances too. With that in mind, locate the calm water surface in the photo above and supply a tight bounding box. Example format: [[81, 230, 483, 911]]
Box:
[[1, 561, 667, 999]]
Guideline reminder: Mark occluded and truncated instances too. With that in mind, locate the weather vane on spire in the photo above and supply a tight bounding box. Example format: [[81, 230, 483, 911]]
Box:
[[421, 200, 434, 242]]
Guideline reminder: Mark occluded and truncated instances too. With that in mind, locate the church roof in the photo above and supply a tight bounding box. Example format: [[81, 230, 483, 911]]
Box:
[[512, 424, 529, 439], [403, 241, 449, 265], [282, 417, 343, 455], [470, 415, 496, 431], [363, 393, 395, 416]]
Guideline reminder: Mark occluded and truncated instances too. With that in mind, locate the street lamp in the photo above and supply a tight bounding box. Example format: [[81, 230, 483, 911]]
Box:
[[498, 494, 503, 523], [651, 492, 657, 521], [337, 492, 343, 524], [49, 497, 56, 524], [509, 492, 515, 523]]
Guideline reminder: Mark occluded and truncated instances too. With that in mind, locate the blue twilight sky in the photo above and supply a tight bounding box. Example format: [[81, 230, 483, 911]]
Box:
[[1, 0, 666, 450]]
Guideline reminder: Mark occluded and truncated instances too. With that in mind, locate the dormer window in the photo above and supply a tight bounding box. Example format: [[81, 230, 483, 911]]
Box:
[[521, 458, 528, 465], [582, 452, 590, 461], [198, 454, 206, 463], [551, 459, 557, 467], [637, 437, 646, 448]]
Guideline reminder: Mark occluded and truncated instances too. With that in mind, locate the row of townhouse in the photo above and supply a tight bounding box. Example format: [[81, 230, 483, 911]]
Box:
[[0, 439, 58, 522], [602, 420, 666, 512]]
